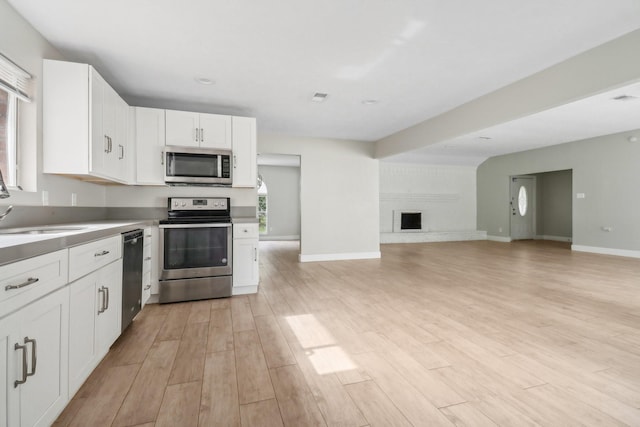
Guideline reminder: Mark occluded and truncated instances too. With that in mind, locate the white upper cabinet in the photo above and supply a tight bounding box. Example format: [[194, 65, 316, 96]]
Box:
[[231, 116, 257, 188], [134, 107, 166, 185], [43, 59, 131, 184], [199, 113, 232, 149], [165, 110, 231, 149]]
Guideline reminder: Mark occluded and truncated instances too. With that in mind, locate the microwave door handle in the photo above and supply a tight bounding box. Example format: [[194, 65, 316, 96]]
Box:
[[217, 155, 222, 178]]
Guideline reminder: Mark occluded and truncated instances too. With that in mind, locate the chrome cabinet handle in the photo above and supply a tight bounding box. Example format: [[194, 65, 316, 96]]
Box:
[[97, 287, 106, 314], [105, 286, 110, 310], [254, 247, 257, 262], [144, 284, 151, 290], [119, 144, 124, 160], [200, 128, 204, 142], [104, 135, 109, 153], [161, 150, 165, 165], [145, 257, 152, 261], [94, 250, 110, 257], [5, 277, 39, 291], [195, 128, 199, 142], [14, 341, 28, 387], [25, 337, 37, 378], [233, 155, 237, 168]]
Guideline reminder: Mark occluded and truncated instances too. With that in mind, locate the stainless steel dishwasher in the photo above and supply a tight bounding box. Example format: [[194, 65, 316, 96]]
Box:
[[122, 229, 143, 332]]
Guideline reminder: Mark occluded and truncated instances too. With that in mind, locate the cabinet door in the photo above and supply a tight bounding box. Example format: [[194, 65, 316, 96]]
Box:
[[68, 272, 99, 397], [89, 67, 107, 175], [97, 259, 123, 355], [114, 95, 131, 183], [166, 110, 199, 147], [135, 107, 166, 185], [199, 113, 231, 149], [233, 239, 259, 287], [0, 310, 19, 427], [231, 116, 257, 187], [17, 287, 69, 427]]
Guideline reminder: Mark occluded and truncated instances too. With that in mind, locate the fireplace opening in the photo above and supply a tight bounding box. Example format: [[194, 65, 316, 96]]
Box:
[[401, 212, 422, 230]]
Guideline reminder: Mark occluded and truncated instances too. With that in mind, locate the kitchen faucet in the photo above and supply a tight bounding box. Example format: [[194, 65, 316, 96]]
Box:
[[0, 167, 13, 222]]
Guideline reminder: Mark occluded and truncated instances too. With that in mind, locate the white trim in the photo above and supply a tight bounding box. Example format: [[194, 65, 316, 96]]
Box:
[[232, 285, 259, 295], [259, 235, 300, 241], [536, 235, 572, 243], [381, 230, 486, 244], [299, 251, 381, 263], [487, 235, 512, 242], [571, 245, 640, 259]]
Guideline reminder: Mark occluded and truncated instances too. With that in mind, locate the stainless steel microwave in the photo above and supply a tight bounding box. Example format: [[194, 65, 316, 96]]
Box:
[[164, 146, 232, 186]]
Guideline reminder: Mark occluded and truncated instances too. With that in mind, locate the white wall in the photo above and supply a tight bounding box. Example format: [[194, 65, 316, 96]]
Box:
[[104, 185, 256, 209], [0, 0, 106, 207], [258, 133, 380, 261], [258, 165, 300, 240], [379, 163, 477, 233]]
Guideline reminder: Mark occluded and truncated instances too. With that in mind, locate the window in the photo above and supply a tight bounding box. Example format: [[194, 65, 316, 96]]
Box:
[[258, 178, 268, 234], [518, 185, 528, 216], [0, 52, 32, 187]]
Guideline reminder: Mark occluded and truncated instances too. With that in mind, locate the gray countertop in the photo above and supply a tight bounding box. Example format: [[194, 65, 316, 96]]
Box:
[[232, 217, 259, 224], [0, 220, 156, 266]]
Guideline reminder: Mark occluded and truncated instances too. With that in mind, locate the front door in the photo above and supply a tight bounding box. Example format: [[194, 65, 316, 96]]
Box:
[[510, 176, 534, 240]]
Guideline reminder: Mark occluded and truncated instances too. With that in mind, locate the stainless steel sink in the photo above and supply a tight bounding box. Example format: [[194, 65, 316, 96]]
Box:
[[0, 226, 86, 235]]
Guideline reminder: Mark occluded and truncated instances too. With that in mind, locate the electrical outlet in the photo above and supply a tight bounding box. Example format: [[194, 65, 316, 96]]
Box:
[[576, 193, 586, 199], [601, 226, 613, 232], [498, 227, 503, 233], [71, 193, 77, 206], [42, 190, 49, 206]]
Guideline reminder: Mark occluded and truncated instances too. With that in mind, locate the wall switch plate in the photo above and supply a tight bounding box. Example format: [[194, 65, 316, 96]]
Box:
[[576, 193, 586, 199], [42, 190, 49, 206], [498, 227, 503, 233]]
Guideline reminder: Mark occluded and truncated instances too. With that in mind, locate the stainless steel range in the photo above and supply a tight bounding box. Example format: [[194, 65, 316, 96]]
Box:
[[159, 197, 232, 303]]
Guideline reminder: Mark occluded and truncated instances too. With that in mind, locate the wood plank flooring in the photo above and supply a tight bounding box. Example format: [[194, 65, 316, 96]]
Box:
[[55, 240, 640, 426]]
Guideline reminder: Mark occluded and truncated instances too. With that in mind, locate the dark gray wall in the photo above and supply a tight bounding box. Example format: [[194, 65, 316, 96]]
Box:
[[534, 170, 572, 239], [478, 130, 640, 251]]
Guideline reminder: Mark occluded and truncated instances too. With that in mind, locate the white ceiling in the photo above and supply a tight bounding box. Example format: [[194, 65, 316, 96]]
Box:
[[385, 81, 640, 165], [8, 0, 640, 161]]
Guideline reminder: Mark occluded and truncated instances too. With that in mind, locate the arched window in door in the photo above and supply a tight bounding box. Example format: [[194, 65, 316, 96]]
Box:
[[258, 177, 268, 234]]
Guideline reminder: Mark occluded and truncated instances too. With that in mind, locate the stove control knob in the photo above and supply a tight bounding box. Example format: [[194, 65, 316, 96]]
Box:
[[181, 202, 187, 207], [173, 201, 179, 207]]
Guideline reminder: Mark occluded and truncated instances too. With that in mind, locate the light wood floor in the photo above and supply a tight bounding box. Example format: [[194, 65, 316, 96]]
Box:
[[55, 240, 640, 426]]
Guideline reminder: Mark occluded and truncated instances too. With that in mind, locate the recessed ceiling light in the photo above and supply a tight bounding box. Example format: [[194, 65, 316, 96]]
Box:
[[195, 77, 215, 85], [362, 99, 378, 105], [612, 94, 637, 101], [311, 92, 328, 102]]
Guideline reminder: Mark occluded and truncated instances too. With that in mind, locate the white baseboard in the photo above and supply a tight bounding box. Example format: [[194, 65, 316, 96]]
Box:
[[487, 235, 512, 242], [380, 230, 487, 244], [535, 235, 572, 242], [259, 235, 300, 241], [571, 245, 640, 259], [299, 251, 381, 263], [232, 285, 258, 295]]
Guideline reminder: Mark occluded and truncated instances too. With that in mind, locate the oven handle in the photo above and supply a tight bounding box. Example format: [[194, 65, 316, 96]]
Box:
[[159, 223, 232, 229]]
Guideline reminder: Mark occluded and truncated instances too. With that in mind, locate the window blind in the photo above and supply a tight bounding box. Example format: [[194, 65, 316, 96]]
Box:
[[0, 52, 32, 102]]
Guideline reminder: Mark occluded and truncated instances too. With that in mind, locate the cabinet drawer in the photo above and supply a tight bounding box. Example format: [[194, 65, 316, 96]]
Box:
[[0, 249, 68, 318], [69, 235, 121, 282], [233, 223, 259, 239]]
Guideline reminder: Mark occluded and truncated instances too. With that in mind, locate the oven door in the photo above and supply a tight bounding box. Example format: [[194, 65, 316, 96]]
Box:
[[160, 223, 232, 280]]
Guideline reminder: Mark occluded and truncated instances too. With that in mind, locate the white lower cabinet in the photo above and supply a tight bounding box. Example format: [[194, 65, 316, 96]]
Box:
[[1, 286, 69, 427], [232, 223, 259, 294], [68, 259, 122, 397]]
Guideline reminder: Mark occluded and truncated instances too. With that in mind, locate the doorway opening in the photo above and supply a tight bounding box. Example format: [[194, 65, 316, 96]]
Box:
[[256, 153, 302, 256], [509, 170, 573, 243]]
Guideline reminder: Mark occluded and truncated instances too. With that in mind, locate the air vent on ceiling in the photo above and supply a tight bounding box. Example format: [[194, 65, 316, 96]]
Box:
[[311, 92, 328, 102], [612, 95, 638, 101]]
